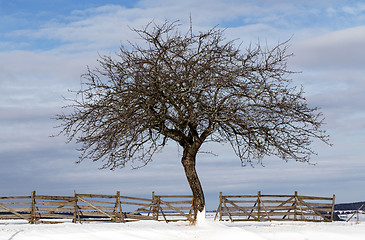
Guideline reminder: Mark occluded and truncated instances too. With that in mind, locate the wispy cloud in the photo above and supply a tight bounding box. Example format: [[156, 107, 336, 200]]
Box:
[[3, 0, 364, 52]]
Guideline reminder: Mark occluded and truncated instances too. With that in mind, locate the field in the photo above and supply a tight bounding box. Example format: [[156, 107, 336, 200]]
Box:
[[0, 212, 364, 240]]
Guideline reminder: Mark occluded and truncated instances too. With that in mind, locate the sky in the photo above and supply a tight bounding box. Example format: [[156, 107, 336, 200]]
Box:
[[0, 0, 365, 210]]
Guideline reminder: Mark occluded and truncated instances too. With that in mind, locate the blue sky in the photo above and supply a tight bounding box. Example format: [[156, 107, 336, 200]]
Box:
[[1, 0, 365, 210]]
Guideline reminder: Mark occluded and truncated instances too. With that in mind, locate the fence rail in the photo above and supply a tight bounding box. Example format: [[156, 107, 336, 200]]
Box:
[[1, 191, 336, 224], [153, 192, 195, 222], [215, 191, 335, 222], [0, 191, 195, 224]]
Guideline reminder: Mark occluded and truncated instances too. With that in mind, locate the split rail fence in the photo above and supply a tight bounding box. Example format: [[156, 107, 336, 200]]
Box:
[[0, 191, 196, 224], [1, 191, 336, 223], [215, 191, 335, 222]]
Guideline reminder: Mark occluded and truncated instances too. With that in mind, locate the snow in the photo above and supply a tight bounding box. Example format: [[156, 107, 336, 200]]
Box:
[[195, 207, 206, 225], [1, 215, 365, 240]]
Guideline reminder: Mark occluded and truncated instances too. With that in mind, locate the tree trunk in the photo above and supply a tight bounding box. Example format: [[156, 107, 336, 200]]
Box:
[[181, 147, 205, 215]]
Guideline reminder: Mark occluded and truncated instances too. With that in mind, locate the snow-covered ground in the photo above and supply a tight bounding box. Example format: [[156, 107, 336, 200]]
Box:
[[1, 214, 364, 240]]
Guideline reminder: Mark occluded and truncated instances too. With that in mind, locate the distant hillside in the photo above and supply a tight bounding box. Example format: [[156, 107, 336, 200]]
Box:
[[335, 201, 365, 211]]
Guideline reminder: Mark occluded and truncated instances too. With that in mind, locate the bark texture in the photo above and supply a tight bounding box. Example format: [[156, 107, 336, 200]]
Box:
[[181, 147, 205, 212]]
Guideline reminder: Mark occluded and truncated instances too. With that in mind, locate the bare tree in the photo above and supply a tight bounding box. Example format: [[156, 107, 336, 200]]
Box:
[[56, 21, 329, 218]]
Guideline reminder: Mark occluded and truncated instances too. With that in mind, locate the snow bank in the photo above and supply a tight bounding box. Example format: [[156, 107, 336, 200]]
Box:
[[1, 218, 365, 240]]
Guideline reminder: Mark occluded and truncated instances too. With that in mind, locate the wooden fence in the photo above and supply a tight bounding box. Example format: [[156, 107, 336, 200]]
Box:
[[153, 193, 195, 222], [0, 191, 195, 223], [1, 191, 336, 223], [215, 191, 335, 222]]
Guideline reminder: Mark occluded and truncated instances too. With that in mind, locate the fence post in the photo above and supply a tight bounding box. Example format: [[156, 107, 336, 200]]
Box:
[[188, 195, 194, 223], [214, 192, 222, 221], [294, 191, 298, 221], [219, 192, 223, 221], [331, 194, 335, 222], [257, 191, 261, 222], [152, 191, 158, 220], [30, 191, 36, 224], [73, 190, 79, 223], [156, 196, 161, 221], [115, 191, 124, 223]]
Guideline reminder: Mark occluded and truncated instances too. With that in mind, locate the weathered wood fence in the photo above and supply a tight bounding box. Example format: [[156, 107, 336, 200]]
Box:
[[215, 191, 335, 222], [0, 191, 196, 223], [1, 191, 337, 223]]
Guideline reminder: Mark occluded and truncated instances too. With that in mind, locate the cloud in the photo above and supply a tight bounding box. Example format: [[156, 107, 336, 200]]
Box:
[[292, 26, 365, 70], [342, 3, 365, 15], [4, 0, 363, 53], [288, 26, 365, 139]]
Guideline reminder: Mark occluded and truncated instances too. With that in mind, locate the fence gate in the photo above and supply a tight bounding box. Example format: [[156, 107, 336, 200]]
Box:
[[153, 194, 196, 222], [33, 194, 76, 223], [0, 195, 32, 222], [74, 192, 145, 222], [215, 191, 335, 222], [119, 194, 156, 221]]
